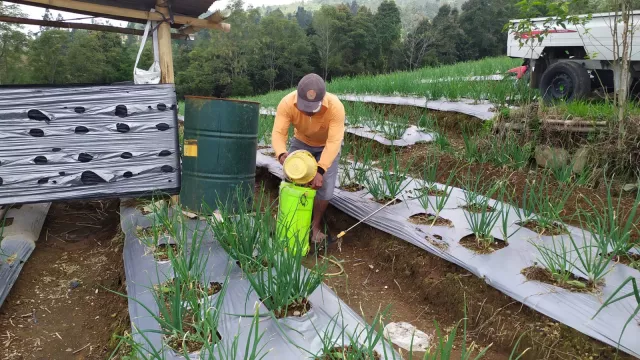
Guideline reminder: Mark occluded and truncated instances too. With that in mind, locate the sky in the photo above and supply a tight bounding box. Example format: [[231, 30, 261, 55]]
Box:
[[10, 0, 301, 33]]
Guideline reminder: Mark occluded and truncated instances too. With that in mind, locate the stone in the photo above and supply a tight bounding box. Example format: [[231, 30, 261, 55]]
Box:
[[622, 183, 639, 192], [383, 322, 431, 352], [293, 311, 301, 316], [535, 145, 569, 169], [572, 147, 590, 174]]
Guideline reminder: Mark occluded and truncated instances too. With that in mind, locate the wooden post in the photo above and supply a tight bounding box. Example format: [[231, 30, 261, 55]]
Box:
[[155, 0, 174, 84], [154, 1, 179, 204]]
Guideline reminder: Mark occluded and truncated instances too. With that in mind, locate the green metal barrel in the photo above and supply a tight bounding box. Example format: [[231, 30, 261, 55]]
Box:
[[181, 97, 259, 213]]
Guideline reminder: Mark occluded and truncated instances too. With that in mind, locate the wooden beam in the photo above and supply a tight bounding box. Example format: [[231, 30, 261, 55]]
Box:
[[155, 0, 174, 84], [0, 15, 191, 39], [179, 10, 230, 35], [12, 0, 230, 30]]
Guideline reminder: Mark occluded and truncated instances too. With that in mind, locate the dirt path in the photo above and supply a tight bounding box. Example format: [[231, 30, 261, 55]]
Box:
[[0, 200, 128, 360]]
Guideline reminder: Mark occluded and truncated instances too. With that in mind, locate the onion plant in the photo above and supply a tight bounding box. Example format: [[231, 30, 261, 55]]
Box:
[[208, 188, 276, 271], [421, 151, 440, 191], [417, 170, 456, 227], [567, 227, 613, 287], [433, 133, 450, 151], [579, 175, 640, 258], [136, 199, 180, 260], [463, 191, 503, 248], [379, 115, 409, 140], [594, 276, 640, 346], [529, 237, 580, 288], [363, 149, 412, 202], [311, 309, 391, 360], [244, 233, 328, 317], [512, 175, 574, 234]]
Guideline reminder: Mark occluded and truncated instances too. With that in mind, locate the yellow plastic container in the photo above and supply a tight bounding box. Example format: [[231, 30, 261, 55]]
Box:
[[283, 150, 317, 185], [276, 182, 316, 255]]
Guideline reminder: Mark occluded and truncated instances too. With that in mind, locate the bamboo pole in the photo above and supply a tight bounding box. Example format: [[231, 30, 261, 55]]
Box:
[[0, 15, 190, 39]]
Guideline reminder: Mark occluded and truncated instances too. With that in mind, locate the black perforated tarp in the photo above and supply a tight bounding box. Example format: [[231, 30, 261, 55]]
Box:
[[0, 84, 181, 205]]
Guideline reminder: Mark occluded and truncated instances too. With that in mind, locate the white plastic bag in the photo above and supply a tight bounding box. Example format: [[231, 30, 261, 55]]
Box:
[[133, 20, 161, 84]]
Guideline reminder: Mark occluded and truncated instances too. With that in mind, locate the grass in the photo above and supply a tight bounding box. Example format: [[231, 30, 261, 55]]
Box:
[[240, 57, 526, 108]]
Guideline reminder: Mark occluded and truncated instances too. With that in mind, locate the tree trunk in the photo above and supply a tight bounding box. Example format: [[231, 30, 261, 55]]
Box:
[[617, 1, 631, 150]]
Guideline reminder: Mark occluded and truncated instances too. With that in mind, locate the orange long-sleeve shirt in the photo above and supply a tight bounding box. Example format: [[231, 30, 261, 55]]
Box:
[[272, 91, 345, 171]]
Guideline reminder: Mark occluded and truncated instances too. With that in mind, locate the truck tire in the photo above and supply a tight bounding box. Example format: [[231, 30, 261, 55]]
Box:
[[539, 61, 591, 103]]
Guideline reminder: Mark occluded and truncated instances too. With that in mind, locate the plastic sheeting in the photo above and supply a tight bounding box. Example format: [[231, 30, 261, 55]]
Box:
[[0, 85, 181, 205], [256, 154, 640, 358], [338, 94, 497, 121], [259, 109, 435, 147], [121, 204, 398, 359], [0, 203, 51, 307]]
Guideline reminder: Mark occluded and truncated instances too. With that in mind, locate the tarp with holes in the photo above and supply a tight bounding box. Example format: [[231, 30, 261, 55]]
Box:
[[0, 84, 180, 205]]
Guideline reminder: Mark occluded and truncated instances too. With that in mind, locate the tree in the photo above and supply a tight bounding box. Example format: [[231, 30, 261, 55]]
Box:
[[403, 17, 433, 71], [295, 6, 313, 29], [41, 8, 53, 31], [429, 5, 467, 64], [373, 0, 402, 71], [459, 0, 518, 60], [0, 1, 29, 84], [312, 7, 339, 79]]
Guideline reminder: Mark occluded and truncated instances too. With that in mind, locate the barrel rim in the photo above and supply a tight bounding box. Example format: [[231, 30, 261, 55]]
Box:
[[184, 96, 260, 105]]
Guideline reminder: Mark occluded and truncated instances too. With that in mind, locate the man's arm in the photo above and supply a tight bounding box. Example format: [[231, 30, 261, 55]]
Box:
[[317, 102, 345, 173], [272, 98, 292, 161]]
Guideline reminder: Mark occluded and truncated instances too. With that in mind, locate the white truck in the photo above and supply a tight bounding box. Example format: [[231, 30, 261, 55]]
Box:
[[507, 11, 640, 102]]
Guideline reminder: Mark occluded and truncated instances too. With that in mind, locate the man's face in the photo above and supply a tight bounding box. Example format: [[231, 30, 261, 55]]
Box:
[[296, 104, 317, 117]]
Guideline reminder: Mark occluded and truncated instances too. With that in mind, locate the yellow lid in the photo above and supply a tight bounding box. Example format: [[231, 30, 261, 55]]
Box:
[[283, 150, 317, 184]]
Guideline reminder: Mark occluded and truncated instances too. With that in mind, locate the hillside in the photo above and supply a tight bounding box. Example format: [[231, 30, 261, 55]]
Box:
[[260, 0, 468, 20]]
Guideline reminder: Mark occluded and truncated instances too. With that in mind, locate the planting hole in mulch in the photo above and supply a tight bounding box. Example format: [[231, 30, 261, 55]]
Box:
[[461, 204, 495, 213], [410, 186, 447, 197], [459, 234, 508, 254], [373, 197, 402, 205], [164, 310, 222, 354], [2, 217, 14, 227], [317, 346, 381, 360], [271, 298, 311, 319], [517, 220, 568, 236], [262, 151, 276, 157], [408, 213, 453, 227], [340, 183, 365, 192], [521, 266, 594, 292], [236, 257, 269, 273], [154, 243, 178, 261]]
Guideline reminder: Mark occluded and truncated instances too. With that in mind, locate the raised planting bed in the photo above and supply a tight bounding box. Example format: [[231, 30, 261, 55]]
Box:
[[120, 202, 398, 359], [256, 151, 640, 358]]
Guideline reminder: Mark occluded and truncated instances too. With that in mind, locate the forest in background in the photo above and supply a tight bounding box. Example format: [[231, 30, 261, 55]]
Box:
[[0, 0, 616, 99]]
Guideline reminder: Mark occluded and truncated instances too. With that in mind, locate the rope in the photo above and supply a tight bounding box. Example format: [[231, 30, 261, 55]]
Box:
[[320, 255, 345, 277]]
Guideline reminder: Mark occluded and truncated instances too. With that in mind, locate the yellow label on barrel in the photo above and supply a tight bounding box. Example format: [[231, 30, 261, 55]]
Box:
[[184, 140, 198, 157]]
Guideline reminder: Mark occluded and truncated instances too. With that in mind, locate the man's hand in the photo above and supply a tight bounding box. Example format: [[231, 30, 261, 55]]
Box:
[[278, 152, 289, 165], [310, 173, 323, 190]]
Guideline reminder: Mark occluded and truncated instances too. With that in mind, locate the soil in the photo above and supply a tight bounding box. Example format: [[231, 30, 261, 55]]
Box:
[[461, 204, 495, 213], [317, 346, 381, 360], [408, 213, 453, 227], [314, 203, 630, 359], [163, 310, 206, 354], [0, 200, 128, 360], [272, 298, 311, 319], [521, 266, 593, 293], [518, 220, 568, 236], [411, 186, 448, 197], [373, 197, 402, 206], [612, 253, 640, 270], [154, 243, 179, 261], [459, 234, 508, 254], [340, 183, 365, 192]]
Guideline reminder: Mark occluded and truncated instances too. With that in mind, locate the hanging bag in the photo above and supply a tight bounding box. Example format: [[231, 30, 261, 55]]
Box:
[[133, 20, 161, 84]]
